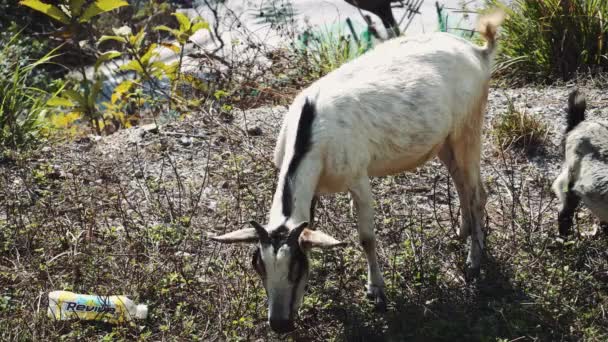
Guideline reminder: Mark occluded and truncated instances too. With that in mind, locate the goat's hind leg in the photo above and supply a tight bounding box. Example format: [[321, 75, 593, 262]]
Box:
[[350, 177, 387, 311], [439, 138, 487, 280]]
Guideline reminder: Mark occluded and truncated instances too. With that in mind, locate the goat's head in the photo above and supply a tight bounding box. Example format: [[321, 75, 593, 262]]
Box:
[[211, 220, 345, 333]]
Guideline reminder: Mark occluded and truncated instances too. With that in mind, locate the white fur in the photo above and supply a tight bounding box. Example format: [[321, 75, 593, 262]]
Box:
[[213, 12, 503, 329], [553, 120, 608, 223], [272, 32, 493, 227], [267, 30, 497, 315]]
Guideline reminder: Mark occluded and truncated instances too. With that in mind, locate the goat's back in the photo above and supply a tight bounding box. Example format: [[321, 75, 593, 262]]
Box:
[[276, 32, 495, 193], [565, 121, 608, 221]]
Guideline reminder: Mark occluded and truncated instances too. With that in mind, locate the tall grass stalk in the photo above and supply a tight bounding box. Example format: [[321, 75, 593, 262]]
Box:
[[296, 23, 368, 78]]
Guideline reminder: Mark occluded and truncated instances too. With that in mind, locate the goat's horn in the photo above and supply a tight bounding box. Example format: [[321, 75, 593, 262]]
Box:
[[249, 221, 270, 244], [288, 221, 308, 246]]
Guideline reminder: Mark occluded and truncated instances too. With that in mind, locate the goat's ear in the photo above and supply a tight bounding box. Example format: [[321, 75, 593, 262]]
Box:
[[299, 228, 346, 249], [210, 228, 259, 243]]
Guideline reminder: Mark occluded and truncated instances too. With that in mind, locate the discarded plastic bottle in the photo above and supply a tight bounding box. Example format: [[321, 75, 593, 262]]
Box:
[[48, 291, 148, 323]]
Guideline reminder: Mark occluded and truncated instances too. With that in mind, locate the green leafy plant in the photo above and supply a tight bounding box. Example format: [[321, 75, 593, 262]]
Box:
[[487, 0, 608, 83], [95, 13, 210, 123], [19, 0, 128, 25], [0, 32, 60, 148], [19, 0, 129, 135]]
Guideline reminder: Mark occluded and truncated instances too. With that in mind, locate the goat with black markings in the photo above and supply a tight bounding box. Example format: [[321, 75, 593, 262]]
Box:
[[553, 90, 608, 236], [212, 11, 504, 333]]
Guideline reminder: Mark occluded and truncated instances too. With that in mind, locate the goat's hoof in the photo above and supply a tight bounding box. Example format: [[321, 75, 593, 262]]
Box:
[[558, 227, 571, 237], [366, 285, 387, 312], [465, 265, 480, 282]]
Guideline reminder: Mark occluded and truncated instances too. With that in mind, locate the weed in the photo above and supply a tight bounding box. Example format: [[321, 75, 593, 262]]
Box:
[[0, 31, 60, 149], [491, 96, 549, 154]]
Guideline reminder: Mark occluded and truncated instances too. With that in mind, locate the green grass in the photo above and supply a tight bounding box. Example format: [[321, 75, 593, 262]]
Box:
[[0, 32, 58, 149], [293, 22, 369, 79], [488, 0, 608, 83]]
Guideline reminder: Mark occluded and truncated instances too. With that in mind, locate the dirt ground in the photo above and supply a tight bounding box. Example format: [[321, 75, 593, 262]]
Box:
[[1, 85, 607, 341]]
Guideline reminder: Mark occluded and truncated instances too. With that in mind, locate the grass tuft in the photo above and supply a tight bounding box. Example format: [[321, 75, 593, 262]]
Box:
[[491, 96, 549, 154]]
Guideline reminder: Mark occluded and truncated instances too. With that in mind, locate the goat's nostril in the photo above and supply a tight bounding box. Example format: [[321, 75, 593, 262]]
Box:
[[269, 319, 294, 333]]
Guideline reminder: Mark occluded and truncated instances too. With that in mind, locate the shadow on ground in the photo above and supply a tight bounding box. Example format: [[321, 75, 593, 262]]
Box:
[[315, 253, 564, 341]]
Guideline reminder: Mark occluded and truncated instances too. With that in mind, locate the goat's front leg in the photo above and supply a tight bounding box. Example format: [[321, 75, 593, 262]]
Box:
[[350, 177, 387, 311], [552, 170, 579, 236]]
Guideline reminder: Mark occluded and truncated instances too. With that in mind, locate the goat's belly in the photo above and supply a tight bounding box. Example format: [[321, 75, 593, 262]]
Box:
[[367, 142, 444, 177], [315, 135, 445, 193], [573, 164, 608, 222]]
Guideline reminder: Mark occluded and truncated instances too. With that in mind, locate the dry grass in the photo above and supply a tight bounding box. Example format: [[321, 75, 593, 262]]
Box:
[[490, 97, 549, 154], [1, 97, 607, 341]]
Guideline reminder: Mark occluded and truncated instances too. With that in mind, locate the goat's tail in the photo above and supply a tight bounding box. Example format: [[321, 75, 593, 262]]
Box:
[[477, 9, 505, 56], [566, 89, 586, 133]]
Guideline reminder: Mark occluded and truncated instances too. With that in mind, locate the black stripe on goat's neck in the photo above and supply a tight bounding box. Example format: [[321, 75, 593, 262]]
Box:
[[281, 99, 316, 218]]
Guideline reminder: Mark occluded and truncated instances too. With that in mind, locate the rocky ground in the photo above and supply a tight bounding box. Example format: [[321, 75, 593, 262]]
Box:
[[2, 84, 607, 341]]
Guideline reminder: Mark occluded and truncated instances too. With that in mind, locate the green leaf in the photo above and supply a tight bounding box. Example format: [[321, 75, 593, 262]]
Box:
[[80, 0, 128, 23], [46, 96, 74, 107], [95, 50, 121, 71], [173, 12, 191, 32], [98, 35, 127, 44], [191, 20, 210, 33], [151, 61, 175, 78], [130, 28, 146, 49], [62, 90, 86, 106], [155, 25, 180, 36], [111, 80, 134, 104], [119, 60, 144, 73], [19, 0, 70, 24], [140, 44, 158, 65]]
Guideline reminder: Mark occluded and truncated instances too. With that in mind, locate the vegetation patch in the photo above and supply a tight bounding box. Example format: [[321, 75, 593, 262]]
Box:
[[491, 97, 549, 154], [489, 0, 608, 83]]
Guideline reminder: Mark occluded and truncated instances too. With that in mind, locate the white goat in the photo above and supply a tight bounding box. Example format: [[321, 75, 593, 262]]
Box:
[[212, 12, 504, 333], [553, 90, 608, 236]]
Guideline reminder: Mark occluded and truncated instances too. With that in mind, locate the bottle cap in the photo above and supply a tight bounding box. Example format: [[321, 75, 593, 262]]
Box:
[[135, 304, 148, 319]]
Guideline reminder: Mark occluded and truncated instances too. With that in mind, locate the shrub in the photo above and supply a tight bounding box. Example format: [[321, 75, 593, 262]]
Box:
[[491, 96, 549, 153], [488, 0, 608, 83], [0, 32, 58, 149]]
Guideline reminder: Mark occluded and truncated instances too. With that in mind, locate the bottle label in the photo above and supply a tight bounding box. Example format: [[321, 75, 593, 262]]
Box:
[[49, 292, 129, 323]]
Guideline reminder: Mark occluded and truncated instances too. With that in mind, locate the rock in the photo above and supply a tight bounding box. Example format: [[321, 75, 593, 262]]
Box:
[[140, 124, 159, 134], [179, 137, 193, 146]]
